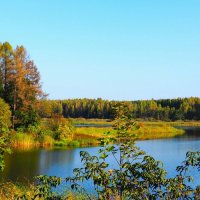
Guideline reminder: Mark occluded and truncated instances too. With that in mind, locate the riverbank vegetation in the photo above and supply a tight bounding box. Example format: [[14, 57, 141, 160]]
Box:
[[75, 123, 184, 142], [8, 119, 186, 149]]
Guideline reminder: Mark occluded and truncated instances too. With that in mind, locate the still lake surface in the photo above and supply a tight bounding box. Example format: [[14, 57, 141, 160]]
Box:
[[1, 127, 200, 188]]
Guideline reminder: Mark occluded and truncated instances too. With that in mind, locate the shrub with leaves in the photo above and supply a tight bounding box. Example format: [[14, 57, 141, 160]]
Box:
[[44, 117, 74, 141], [16, 175, 63, 200]]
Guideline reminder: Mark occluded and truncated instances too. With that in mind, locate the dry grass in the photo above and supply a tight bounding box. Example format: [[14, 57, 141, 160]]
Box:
[[71, 118, 112, 125], [11, 133, 38, 149]]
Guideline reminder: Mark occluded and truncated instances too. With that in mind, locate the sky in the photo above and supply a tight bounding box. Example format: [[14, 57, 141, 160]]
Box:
[[1, 0, 200, 100]]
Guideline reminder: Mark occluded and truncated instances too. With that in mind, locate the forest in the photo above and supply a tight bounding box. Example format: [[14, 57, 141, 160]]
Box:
[[38, 97, 200, 121]]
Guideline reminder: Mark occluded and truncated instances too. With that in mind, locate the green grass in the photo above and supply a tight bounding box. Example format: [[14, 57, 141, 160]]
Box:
[[54, 139, 80, 147], [71, 118, 112, 125], [75, 127, 114, 137], [169, 121, 200, 127], [135, 120, 200, 127], [71, 118, 200, 127], [73, 127, 115, 146]]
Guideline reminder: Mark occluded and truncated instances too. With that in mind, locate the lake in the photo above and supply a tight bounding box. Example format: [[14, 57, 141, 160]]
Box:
[[1, 127, 200, 189]]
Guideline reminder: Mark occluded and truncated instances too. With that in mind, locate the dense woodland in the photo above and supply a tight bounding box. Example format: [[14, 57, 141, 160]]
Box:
[[38, 97, 200, 121]]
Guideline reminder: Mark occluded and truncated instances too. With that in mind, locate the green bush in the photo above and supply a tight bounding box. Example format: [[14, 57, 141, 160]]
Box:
[[44, 117, 74, 141], [68, 140, 80, 147], [54, 139, 68, 147]]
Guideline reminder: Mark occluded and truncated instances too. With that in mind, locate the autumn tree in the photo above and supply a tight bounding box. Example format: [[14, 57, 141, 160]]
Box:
[[0, 42, 44, 128], [12, 45, 43, 127]]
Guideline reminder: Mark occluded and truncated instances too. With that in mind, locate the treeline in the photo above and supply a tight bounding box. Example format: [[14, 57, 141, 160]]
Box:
[[38, 97, 200, 121]]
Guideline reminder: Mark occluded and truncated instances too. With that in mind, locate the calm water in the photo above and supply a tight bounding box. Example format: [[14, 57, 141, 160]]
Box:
[[1, 127, 200, 186]]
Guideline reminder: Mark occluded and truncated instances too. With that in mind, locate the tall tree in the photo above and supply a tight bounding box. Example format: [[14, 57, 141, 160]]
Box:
[[0, 42, 44, 128], [12, 46, 43, 127], [0, 42, 14, 105]]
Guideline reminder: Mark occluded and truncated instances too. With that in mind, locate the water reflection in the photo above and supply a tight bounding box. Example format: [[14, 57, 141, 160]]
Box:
[[1, 150, 40, 182]]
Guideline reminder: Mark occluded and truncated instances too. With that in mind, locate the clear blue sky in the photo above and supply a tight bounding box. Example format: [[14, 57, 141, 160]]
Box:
[[1, 0, 200, 100]]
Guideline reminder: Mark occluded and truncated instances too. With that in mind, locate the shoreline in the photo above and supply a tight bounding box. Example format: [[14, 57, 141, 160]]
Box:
[[9, 120, 194, 150]]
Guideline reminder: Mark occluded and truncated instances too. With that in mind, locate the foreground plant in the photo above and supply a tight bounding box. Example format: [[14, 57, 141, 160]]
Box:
[[66, 104, 165, 199]]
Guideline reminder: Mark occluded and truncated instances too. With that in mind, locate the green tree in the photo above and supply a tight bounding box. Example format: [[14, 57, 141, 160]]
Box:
[[0, 98, 11, 171], [0, 98, 11, 134], [0, 42, 14, 108]]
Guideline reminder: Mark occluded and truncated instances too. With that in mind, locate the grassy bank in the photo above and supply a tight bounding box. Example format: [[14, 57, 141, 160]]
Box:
[[10, 119, 199, 149], [73, 118, 200, 126], [169, 121, 200, 127], [137, 120, 200, 127], [134, 122, 185, 140], [10, 132, 54, 149], [74, 122, 185, 142], [71, 118, 112, 125]]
